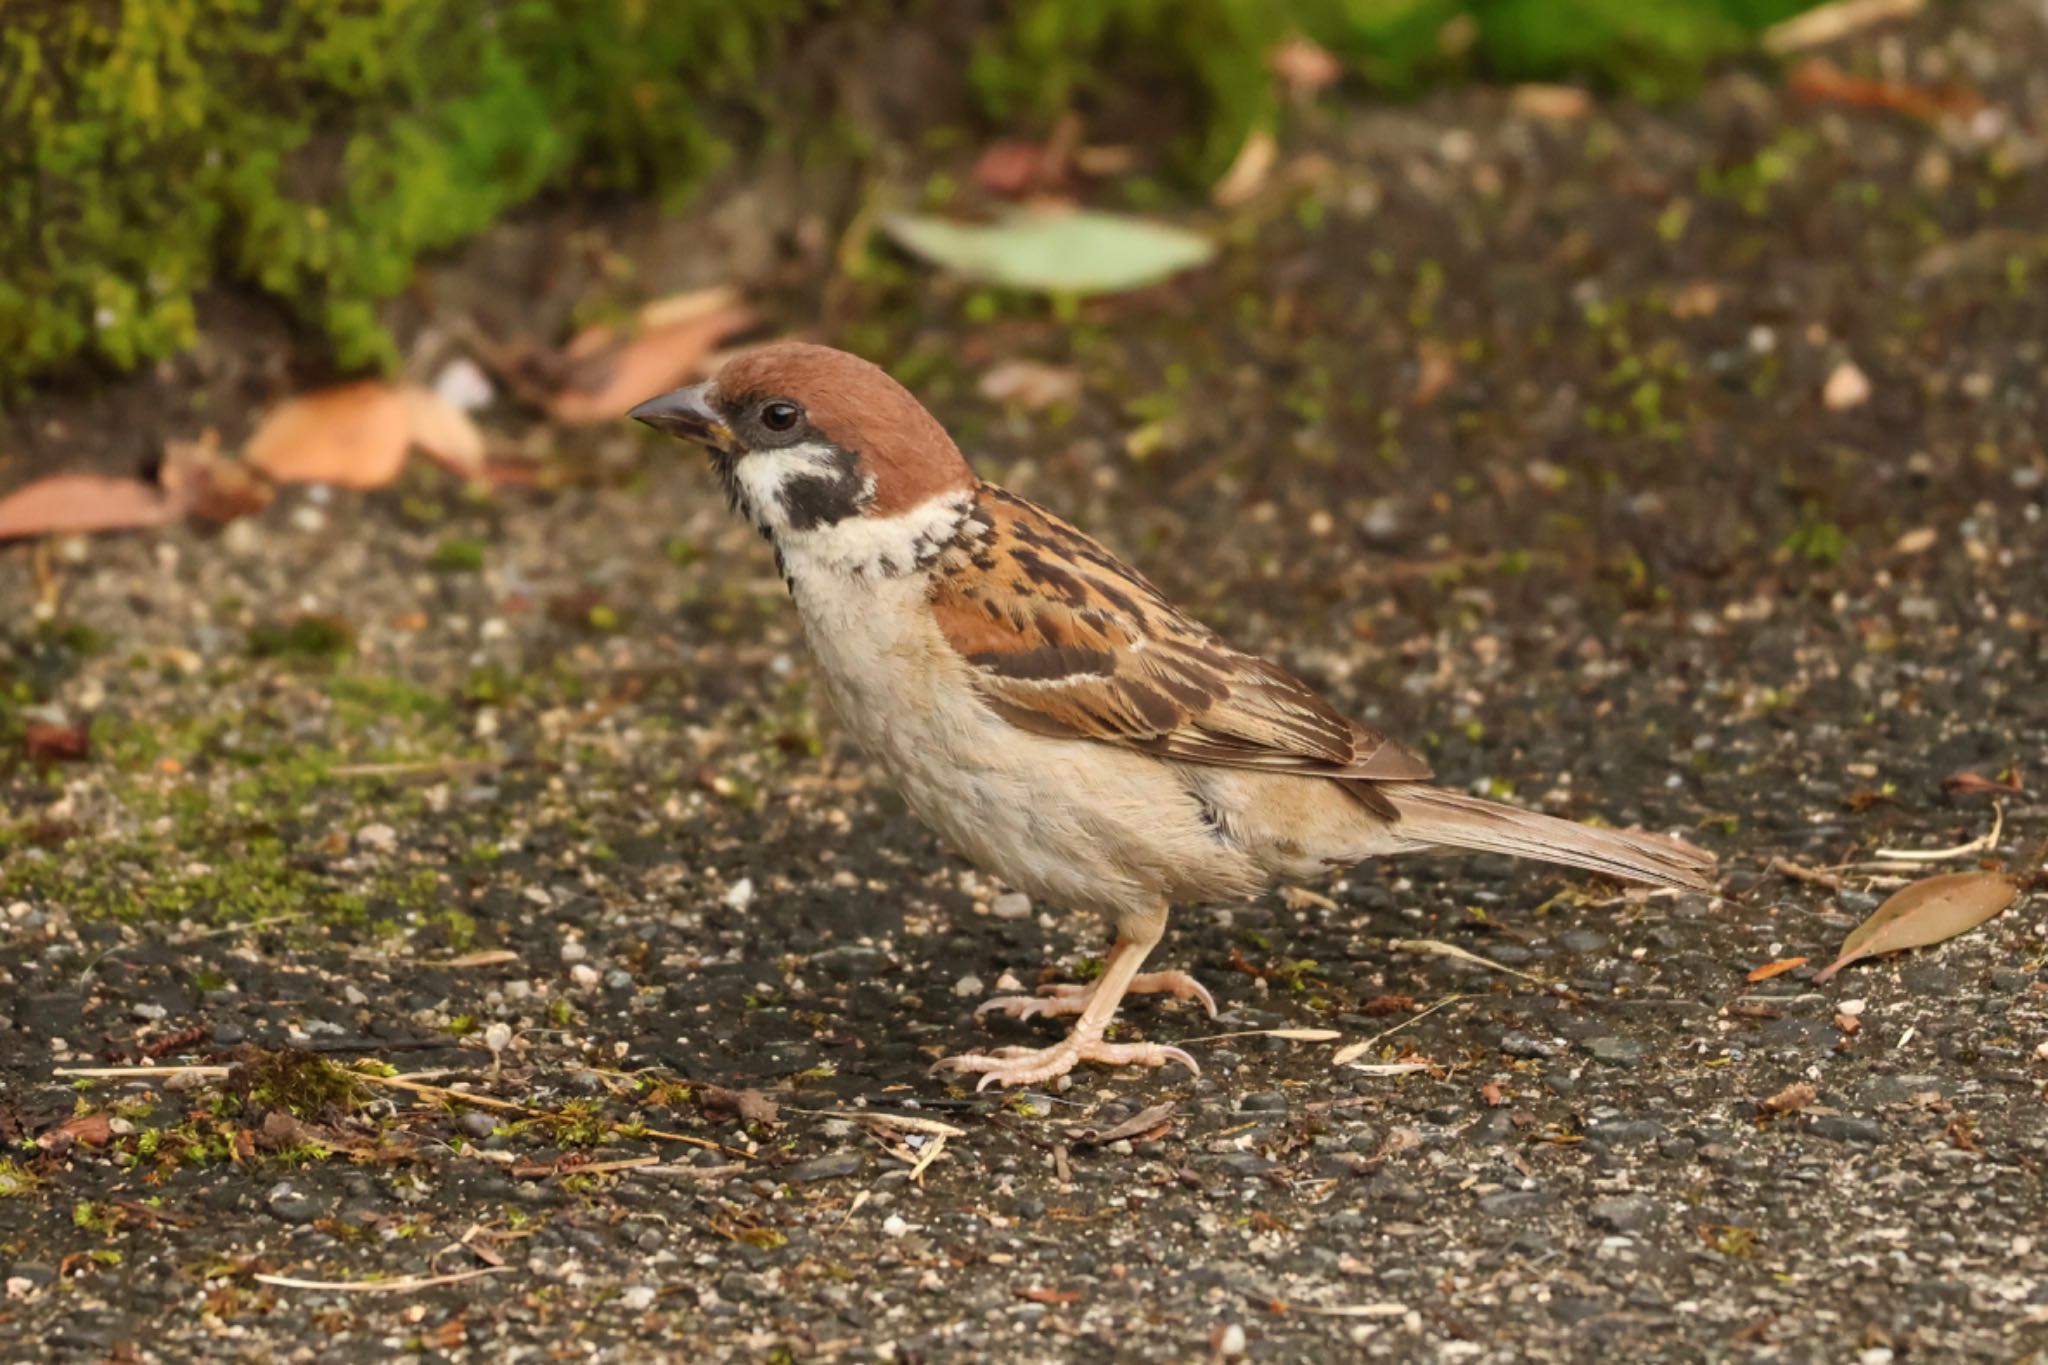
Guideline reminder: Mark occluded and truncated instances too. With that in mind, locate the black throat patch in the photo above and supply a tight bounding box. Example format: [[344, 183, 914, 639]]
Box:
[[774, 446, 870, 532]]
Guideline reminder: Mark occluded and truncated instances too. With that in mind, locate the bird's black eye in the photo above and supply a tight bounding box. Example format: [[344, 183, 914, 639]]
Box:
[[760, 400, 802, 433]]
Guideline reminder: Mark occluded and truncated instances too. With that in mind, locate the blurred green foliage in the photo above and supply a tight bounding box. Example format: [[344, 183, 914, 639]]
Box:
[[1, 0, 1818, 396]]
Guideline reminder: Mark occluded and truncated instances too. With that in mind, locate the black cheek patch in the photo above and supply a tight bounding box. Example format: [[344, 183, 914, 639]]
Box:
[[776, 454, 870, 531]]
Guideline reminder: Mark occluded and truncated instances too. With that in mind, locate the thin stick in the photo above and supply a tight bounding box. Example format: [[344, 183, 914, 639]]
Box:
[[252, 1267, 512, 1294], [1872, 804, 2004, 863], [788, 1109, 967, 1138], [55, 1065, 232, 1080], [1331, 994, 1466, 1067], [1770, 856, 1846, 890], [1388, 939, 1546, 984]]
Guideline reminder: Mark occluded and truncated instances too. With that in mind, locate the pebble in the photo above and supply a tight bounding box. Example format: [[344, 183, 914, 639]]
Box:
[[1238, 1090, 1288, 1113], [1811, 1115, 1884, 1144], [459, 1112, 498, 1139], [1588, 1196, 1659, 1233], [881, 1214, 910, 1239], [266, 1182, 322, 1225], [782, 1153, 865, 1184], [355, 822, 398, 853], [723, 878, 756, 912], [1479, 1190, 1553, 1217], [991, 892, 1032, 919], [1501, 1031, 1558, 1059], [1585, 1118, 1665, 1148], [570, 964, 600, 989], [1823, 359, 1872, 411], [1582, 1036, 1649, 1067], [619, 1285, 657, 1312], [953, 974, 984, 999]]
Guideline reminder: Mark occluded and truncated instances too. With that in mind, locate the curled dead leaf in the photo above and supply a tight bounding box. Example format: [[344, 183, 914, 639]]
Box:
[[550, 291, 755, 425], [1814, 869, 2020, 982], [1745, 957, 1809, 982], [401, 386, 487, 480], [246, 382, 412, 489], [1941, 768, 2023, 799], [161, 434, 274, 523], [1758, 1082, 1817, 1115], [0, 474, 179, 540], [1066, 1101, 1177, 1147], [698, 1085, 779, 1126]]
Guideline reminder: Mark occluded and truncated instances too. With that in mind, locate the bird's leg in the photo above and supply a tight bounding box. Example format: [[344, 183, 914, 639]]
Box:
[[934, 908, 1197, 1089], [975, 966, 1217, 1023]]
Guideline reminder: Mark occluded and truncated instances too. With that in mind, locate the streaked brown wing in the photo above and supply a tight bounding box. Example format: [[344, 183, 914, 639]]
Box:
[[929, 487, 1432, 796]]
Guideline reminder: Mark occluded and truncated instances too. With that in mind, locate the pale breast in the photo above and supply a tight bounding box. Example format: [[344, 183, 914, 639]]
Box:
[[785, 567, 1265, 917]]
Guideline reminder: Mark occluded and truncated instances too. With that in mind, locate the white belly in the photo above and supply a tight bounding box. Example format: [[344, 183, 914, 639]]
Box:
[[786, 570, 1266, 917]]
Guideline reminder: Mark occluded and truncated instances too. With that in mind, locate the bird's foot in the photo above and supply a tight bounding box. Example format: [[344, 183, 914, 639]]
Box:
[[931, 1036, 1199, 1091], [974, 970, 1218, 1023]]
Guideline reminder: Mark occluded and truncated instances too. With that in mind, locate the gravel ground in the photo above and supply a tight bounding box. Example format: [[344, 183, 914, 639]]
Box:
[[4, 4, 2048, 1361]]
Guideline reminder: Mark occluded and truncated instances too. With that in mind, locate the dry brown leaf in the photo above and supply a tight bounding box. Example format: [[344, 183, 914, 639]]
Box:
[[1067, 1101, 1177, 1147], [550, 294, 754, 425], [1669, 281, 1723, 318], [1510, 84, 1591, 122], [1746, 956, 1809, 982], [698, 1085, 779, 1126], [1814, 869, 2020, 982], [979, 360, 1082, 410], [1212, 128, 1278, 208], [23, 722, 90, 763], [0, 474, 180, 540], [160, 434, 274, 523], [1268, 35, 1341, 95], [1412, 341, 1457, 407], [1941, 768, 2023, 799], [435, 950, 521, 969], [401, 385, 487, 480], [36, 1111, 114, 1151], [1758, 1082, 1817, 1114], [245, 382, 412, 489], [1787, 55, 1982, 121]]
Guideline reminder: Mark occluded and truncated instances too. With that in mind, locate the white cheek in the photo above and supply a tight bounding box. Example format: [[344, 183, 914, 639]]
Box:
[[733, 443, 846, 533], [780, 491, 974, 580]]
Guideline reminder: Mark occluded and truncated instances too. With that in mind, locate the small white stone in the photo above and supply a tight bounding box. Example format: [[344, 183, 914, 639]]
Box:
[[1837, 998, 1866, 1017], [619, 1284, 657, 1311], [560, 940, 587, 963], [723, 878, 755, 912], [570, 963, 600, 989], [1824, 359, 1872, 411], [881, 1214, 910, 1239], [355, 823, 398, 853], [434, 356, 496, 412], [1859, 1349, 1895, 1365], [953, 975, 984, 999], [343, 984, 368, 1006], [483, 1022, 513, 1055], [991, 892, 1031, 920], [1216, 1324, 1247, 1358]]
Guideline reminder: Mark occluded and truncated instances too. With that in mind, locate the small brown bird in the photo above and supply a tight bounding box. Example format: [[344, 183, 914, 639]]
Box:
[[631, 344, 1715, 1089]]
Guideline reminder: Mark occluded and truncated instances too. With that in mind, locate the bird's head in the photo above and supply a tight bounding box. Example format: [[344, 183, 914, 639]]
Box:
[[629, 344, 975, 559]]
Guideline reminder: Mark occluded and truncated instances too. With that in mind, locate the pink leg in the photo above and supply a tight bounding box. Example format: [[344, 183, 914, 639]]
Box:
[[935, 913, 1198, 1090], [976, 970, 1217, 1022]]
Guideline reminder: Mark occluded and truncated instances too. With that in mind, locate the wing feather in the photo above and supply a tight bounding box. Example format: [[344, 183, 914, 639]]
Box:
[[928, 487, 1432, 790]]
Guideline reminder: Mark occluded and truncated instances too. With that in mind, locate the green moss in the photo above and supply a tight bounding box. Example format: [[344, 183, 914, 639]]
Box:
[[4, 1, 1823, 394], [232, 1050, 371, 1122], [248, 615, 354, 663], [429, 538, 488, 573]]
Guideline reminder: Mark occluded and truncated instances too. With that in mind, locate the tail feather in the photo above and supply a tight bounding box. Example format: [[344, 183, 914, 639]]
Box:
[[1377, 783, 1716, 891]]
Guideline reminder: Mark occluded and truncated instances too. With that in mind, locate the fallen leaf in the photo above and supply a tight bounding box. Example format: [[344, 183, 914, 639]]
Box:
[[23, 722, 90, 763], [1268, 35, 1341, 95], [1892, 526, 1938, 556], [1411, 341, 1457, 407], [1814, 869, 2020, 982], [1212, 128, 1277, 208], [1746, 956, 1809, 982], [1758, 1082, 1817, 1115], [972, 114, 1082, 200], [1016, 1287, 1082, 1306], [435, 950, 521, 969], [1509, 84, 1591, 122], [0, 474, 180, 541], [1669, 281, 1723, 318], [1822, 359, 1871, 412], [160, 433, 274, 523], [698, 1086, 779, 1126], [401, 385, 487, 480], [978, 360, 1082, 410], [36, 1112, 114, 1151], [548, 293, 755, 425], [1833, 1012, 1862, 1035], [1359, 995, 1416, 1016], [1067, 1101, 1176, 1147], [1787, 55, 1982, 121], [1480, 1081, 1506, 1107], [1941, 768, 2023, 799], [245, 382, 412, 489], [883, 209, 1214, 296], [1764, 0, 1926, 55]]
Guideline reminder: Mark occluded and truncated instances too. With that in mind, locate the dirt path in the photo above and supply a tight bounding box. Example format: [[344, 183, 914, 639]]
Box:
[[4, 4, 2046, 1360]]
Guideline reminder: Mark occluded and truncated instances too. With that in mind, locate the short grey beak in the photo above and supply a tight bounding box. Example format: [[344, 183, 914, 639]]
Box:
[[627, 384, 729, 447]]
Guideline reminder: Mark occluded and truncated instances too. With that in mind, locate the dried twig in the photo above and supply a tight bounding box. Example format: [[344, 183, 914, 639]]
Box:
[[1769, 856, 1846, 891], [1762, 0, 1924, 54], [1871, 804, 2003, 863], [1387, 939, 1545, 984], [1331, 994, 1466, 1067], [252, 1267, 512, 1294]]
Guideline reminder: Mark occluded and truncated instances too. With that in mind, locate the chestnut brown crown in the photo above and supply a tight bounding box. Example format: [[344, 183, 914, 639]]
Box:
[[708, 343, 976, 517]]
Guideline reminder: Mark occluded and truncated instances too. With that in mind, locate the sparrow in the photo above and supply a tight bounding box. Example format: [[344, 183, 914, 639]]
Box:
[[630, 343, 1717, 1089]]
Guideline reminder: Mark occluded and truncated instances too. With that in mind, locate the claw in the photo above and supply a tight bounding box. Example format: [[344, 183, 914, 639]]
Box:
[[932, 1038, 1200, 1089]]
